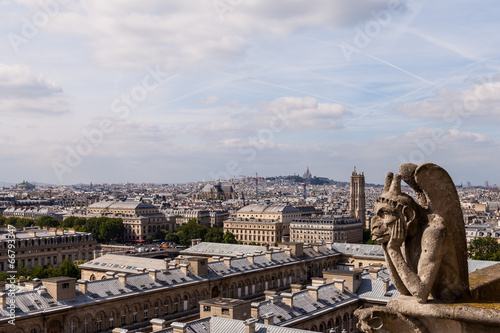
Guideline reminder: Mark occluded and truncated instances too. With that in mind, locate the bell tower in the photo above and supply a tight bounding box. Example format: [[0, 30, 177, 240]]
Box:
[[350, 167, 366, 228]]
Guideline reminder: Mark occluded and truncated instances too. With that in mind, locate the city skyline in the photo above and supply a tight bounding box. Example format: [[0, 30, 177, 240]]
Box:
[[1, 1, 500, 185]]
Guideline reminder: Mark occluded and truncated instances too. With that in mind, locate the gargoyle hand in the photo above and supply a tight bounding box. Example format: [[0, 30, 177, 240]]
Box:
[[388, 215, 406, 249]]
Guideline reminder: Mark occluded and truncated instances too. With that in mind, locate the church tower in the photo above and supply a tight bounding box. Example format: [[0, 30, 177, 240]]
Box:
[[350, 167, 366, 228]]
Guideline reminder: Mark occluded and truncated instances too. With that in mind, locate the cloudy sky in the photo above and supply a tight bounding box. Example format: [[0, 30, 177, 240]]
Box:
[[1, 0, 500, 186]]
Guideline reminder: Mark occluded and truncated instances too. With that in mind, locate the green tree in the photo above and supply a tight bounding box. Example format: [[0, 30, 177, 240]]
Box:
[[468, 236, 500, 261], [205, 227, 224, 243], [35, 215, 59, 228], [175, 219, 209, 246], [58, 258, 81, 279], [363, 228, 376, 245], [0, 215, 6, 225], [222, 231, 237, 244], [98, 217, 124, 243], [165, 232, 180, 244], [61, 216, 87, 229]]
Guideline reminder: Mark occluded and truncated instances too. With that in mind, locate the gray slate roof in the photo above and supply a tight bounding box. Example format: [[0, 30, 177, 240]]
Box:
[[238, 203, 300, 213], [181, 242, 266, 257]]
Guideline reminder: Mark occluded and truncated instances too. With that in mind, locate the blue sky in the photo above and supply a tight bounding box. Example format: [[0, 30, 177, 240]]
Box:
[[1, 0, 500, 186]]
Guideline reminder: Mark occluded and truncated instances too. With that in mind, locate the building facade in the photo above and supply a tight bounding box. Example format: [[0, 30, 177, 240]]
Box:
[[0, 226, 96, 273], [290, 216, 363, 244], [223, 204, 302, 245], [349, 168, 366, 228], [87, 201, 174, 241]]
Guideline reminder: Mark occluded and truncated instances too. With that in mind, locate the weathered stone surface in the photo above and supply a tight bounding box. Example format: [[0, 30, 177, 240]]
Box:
[[356, 163, 500, 333], [371, 163, 470, 303], [355, 296, 500, 333], [469, 263, 500, 302]]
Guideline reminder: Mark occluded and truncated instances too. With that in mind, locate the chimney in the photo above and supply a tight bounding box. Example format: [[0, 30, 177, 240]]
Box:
[[169, 262, 177, 269], [151, 318, 167, 332], [311, 278, 326, 287], [136, 268, 146, 274], [265, 251, 273, 261], [245, 318, 257, 333], [68, 228, 76, 234], [93, 250, 100, 259], [247, 254, 255, 264], [77, 279, 88, 294], [383, 279, 390, 292], [223, 257, 232, 268], [0, 293, 6, 308], [284, 247, 292, 257], [179, 263, 189, 276], [262, 313, 275, 326], [268, 295, 281, 304], [235, 252, 244, 258], [148, 269, 157, 281], [28, 230, 36, 237], [251, 302, 260, 319], [106, 271, 116, 279], [175, 255, 184, 265], [210, 256, 221, 262], [307, 286, 319, 300], [187, 258, 208, 276], [171, 322, 187, 333], [281, 292, 293, 308], [24, 279, 42, 291], [369, 268, 380, 280], [49, 227, 57, 235], [291, 284, 302, 294], [333, 278, 345, 292], [117, 273, 127, 286], [254, 250, 262, 255], [164, 258, 170, 270], [57, 229, 64, 235], [313, 243, 321, 252]]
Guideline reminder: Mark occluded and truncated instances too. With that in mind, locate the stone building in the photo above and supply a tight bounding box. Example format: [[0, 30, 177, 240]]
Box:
[[349, 167, 366, 228], [290, 216, 363, 244], [0, 242, 342, 332], [0, 226, 96, 273], [223, 203, 302, 245], [193, 182, 238, 201], [87, 200, 174, 241]]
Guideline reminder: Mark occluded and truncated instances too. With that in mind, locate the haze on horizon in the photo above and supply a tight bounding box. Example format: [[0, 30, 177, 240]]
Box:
[[1, 1, 500, 186]]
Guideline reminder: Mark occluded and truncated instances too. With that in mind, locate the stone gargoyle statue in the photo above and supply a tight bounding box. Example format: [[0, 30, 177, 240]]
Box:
[[371, 162, 470, 303], [355, 163, 500, 333]]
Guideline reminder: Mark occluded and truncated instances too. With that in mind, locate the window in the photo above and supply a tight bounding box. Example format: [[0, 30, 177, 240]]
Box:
[[203, 305, 211, 311], [62, 283, 69, 289], [222, 308, 230, 315]]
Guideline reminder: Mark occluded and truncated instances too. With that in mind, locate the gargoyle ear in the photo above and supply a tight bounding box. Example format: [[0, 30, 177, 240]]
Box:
[[402, 205, 415, 224]]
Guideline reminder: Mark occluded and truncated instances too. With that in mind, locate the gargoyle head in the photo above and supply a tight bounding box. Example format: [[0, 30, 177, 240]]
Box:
[[371, 172, 424, 244]]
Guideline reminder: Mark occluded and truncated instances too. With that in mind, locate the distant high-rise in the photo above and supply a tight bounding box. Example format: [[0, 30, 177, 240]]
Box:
[[350, 167, 366, 228], [485, 181, 489, 188]]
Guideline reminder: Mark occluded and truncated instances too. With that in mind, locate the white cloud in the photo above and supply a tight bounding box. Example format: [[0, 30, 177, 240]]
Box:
[[396, 77, 500, 122], [197, 95, 219, 105], [0, 64, 68, 116], [47, 0, 402, 70], [259, 96, 350, 130]]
